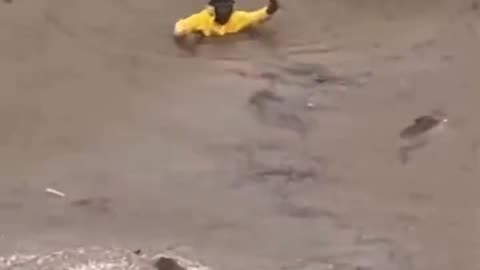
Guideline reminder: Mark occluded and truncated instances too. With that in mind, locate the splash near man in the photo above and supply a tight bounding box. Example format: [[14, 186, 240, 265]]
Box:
[[174, 0, 279, 40]]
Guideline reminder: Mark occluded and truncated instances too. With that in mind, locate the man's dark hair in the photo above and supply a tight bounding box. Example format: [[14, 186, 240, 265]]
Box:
[[208, 0, 235, 6]]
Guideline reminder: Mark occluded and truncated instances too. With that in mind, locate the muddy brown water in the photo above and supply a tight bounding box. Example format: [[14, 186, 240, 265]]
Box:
[[1, 0, 480, 269]]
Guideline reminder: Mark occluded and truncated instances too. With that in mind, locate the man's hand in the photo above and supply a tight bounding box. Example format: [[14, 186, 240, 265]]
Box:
[[267, 0, 279, 15]]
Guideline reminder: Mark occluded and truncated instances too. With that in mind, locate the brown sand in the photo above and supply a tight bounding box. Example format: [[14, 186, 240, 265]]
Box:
[[1, 0, 480, 269]]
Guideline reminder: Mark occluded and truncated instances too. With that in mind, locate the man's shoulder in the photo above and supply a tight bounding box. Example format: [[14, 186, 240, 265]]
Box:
[[231, 10, 249, 17], [229, 10, 251, 22], [182, 7, 213, 21], [233, 7, 268, 17], [230, 7, 268, 22]]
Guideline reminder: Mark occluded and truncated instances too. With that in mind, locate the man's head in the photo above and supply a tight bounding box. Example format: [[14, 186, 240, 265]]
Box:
[[208, 0, 235, 25]]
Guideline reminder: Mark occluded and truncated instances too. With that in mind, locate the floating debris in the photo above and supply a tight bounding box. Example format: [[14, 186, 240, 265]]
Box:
[[154, 257, 186, 270], [151, 254, 211, 270], [45, 188, 66, 198], [399, 111, 448, 140], [306, 101, 316, 109], [397, 110, 449, 164]]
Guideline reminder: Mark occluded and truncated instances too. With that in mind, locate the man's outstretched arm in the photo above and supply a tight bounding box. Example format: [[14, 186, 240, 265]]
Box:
[[234, 0, 280, 31]]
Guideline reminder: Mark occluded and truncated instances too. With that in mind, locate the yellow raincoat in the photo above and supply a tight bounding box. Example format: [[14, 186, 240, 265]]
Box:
[[174, 5, 270, 37]]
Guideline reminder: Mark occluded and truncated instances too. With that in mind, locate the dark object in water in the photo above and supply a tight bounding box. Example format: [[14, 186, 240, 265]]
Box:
[[399, 112, 447, 139], [154, 257, 186, 270], [248, 89, 284, 108], [70, 197, 111, 213], [397, 111, 448, 164]]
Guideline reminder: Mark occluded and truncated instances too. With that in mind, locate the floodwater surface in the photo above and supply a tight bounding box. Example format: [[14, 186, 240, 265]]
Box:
[[1, 0, 480, 269]]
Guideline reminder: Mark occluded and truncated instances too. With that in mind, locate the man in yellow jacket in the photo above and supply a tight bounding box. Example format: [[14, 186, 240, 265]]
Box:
[[174, 0, 279, 39]]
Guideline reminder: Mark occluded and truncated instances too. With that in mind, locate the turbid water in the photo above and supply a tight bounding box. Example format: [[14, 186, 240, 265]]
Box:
[[1, 0, 480, 269]]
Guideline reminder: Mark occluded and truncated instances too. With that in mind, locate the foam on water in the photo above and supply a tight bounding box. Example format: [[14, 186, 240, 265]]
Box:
[[0, 246, 211, 270]]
